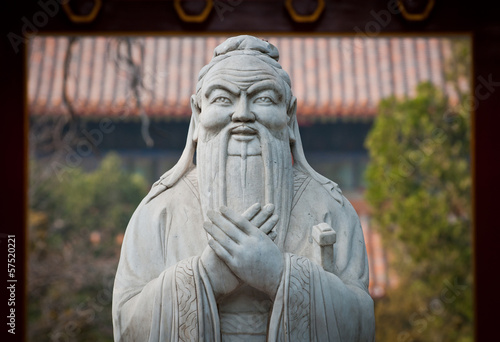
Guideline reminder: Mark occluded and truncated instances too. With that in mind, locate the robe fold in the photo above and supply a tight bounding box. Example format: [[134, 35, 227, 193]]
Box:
[[113, 167, 375, 341]]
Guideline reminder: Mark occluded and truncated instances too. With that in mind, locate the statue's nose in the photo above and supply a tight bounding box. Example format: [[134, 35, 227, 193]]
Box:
[[231, 99, 255, 122]]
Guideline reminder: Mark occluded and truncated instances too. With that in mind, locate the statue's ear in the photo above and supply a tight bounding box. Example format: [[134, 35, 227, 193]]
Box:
[[190, 95, 201, 142], [287, 96, 297, 143]]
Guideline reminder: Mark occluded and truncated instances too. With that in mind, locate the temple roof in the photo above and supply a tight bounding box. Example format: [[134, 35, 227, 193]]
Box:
[[28, 35, 461, 122]]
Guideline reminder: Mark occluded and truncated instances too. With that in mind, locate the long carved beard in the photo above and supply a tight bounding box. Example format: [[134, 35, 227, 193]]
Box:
[[197, 122, 293, 249]]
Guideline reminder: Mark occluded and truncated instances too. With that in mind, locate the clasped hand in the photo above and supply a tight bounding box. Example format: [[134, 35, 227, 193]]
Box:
[[201, 203, 283, 298]]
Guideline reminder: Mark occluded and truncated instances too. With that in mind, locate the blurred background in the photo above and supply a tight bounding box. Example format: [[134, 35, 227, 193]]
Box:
[[28, 35, 472, 341]]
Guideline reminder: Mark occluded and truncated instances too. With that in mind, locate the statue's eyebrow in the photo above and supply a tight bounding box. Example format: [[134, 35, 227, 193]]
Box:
[[247, 80, 283, 98], [204, 80, 240, 98]]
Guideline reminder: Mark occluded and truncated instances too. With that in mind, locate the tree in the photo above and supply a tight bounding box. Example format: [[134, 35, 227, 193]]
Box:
[[28, 153, 148, 342], [365, 39, 473, 341]]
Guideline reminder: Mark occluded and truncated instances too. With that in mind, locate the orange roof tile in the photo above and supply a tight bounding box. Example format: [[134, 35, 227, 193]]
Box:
[[359, 214, 388, 298], [29, 35, 460, 123]]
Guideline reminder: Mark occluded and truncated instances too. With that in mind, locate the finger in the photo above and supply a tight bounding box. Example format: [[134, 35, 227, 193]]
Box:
[[208, 239, 233, 265], [207, 210, 246, 242], [242, 203, 261, 221], [203, 221, 238, 253], [268, 231, 277, 241], [251, 203, 275, 228], [219, 206, 256, 235], [260, 214, 279, 235]]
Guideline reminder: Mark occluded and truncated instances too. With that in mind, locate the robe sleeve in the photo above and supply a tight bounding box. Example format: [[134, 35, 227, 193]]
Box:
[[112, 196, 221, 342], [268, 199, 375, 342]]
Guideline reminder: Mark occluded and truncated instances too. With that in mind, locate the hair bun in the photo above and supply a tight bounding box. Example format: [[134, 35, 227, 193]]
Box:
[[213, 35, 279, 62]]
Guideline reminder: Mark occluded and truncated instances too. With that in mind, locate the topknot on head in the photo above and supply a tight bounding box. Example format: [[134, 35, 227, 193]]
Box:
[[195, 35, 293, 111], [213, 35, 280, 62]]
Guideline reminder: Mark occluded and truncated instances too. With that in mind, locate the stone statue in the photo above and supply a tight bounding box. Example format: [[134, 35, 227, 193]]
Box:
[[113, 35, 375, 341]]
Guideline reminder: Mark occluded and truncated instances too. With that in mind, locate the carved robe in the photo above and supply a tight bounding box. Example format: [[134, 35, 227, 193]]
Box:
[[112, 166, 375, 341]]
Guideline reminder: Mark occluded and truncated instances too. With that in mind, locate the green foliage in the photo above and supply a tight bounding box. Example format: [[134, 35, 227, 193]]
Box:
[[28, 153, 148, 342], [365, 45, 473, 340]]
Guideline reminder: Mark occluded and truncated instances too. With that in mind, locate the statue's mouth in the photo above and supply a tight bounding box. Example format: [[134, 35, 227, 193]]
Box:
[[231, 125, 257, 135], [231, 126, 257, 141]]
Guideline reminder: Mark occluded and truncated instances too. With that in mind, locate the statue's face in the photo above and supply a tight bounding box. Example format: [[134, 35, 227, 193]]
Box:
[[195, 55, 294, 229], [197, 55, 290, 155]]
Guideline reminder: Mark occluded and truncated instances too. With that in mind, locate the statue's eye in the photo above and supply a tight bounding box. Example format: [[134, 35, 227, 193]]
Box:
[[255, 97, 274, 104], [213, 96, 232, 104]]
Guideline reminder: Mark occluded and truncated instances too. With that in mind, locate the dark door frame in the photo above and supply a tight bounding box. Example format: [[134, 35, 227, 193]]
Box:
[[4, 1, 498, 340]]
